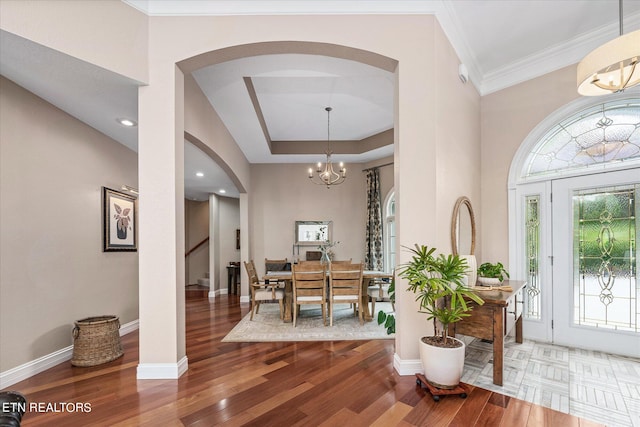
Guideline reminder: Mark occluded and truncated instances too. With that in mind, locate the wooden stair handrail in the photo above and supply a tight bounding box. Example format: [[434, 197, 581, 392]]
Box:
[[186, 237, 209, 257]]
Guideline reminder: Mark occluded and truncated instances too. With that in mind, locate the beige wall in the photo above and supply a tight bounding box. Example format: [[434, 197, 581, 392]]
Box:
[[249, 163, 370, 276], [434, 22, 482, 258], [0, 0, 148, 83], [0, 76, 139, 371], [480, 65, 579, 268], [185, 200, 209, 285]]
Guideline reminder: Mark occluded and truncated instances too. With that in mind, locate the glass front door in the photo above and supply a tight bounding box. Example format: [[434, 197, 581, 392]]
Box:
[[552, 170, 640, 356]]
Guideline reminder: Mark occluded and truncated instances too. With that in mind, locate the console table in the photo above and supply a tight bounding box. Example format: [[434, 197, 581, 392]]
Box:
[[453, 280, 526, 386], [226, 264, 240, 294]]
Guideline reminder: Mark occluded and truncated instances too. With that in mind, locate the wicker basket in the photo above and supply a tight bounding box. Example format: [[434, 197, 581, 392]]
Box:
[[71, 315, 123, 367]]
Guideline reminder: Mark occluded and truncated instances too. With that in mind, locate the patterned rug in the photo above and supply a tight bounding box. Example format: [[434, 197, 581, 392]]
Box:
[[222, 302, 395, 342]]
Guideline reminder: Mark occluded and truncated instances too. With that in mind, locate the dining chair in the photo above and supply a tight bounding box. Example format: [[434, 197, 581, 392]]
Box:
[[367, 275, 394, 316], [328, 262, 364, 326], [291, 261, 327, 327], [330, 258, 352, 264], [265, 257, 289, 287], [244, 260, 284, 321]]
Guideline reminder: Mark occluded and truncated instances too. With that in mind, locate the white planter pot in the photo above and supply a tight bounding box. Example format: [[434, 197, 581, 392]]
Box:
[[477, 276, 501, 286], [418, 336, 465, 389]]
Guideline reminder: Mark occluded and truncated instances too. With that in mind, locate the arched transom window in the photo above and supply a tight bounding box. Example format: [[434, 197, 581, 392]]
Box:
[[523, 99, 640, 179]]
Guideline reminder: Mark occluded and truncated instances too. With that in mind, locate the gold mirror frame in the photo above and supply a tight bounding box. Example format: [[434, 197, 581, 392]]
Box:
[[451, 196, 476, 256]]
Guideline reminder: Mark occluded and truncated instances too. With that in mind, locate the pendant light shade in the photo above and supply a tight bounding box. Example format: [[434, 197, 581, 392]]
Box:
[[577, 0, 640, 96]]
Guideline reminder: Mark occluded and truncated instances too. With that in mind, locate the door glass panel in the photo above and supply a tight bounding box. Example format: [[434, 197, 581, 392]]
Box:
[[573, 185, 638, 332], [525, 195, 541, 320]]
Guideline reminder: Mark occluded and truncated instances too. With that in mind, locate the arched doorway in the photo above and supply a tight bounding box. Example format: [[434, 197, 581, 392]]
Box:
[[508, 96, 640, 356], [179, 41, 397, 300]]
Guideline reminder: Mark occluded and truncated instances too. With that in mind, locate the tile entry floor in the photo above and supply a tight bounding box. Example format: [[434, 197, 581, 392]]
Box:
[[460, 336, 640, 426]]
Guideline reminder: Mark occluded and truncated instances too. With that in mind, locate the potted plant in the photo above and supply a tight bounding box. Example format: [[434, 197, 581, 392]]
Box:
[[399, 244, 484, 389], [476, 261, 509, 286]]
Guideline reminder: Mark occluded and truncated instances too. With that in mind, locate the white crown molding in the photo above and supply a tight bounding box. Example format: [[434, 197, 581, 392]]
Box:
[[436, 0, 482, 91], [137, 356, 189, 379], [481, 12, 640, 95], [123, 0, 442, 16], [0, 319, 139, 389]]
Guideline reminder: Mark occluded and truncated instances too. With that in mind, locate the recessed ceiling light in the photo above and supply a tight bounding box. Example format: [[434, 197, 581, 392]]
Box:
[[116, 118, 137, 127], [219, 189, 226, 194], [196, 172, 204, 177]]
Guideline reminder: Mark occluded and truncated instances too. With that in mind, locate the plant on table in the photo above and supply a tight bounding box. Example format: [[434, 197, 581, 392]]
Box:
[[476, 262, 510, 282]]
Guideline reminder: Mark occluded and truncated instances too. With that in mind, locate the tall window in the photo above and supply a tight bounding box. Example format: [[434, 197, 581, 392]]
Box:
[[384, 191, 395, 272], [525, 195, 541, 320]]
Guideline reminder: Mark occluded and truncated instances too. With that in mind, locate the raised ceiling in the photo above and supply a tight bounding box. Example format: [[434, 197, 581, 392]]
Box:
[[2, 0, 640, 200]]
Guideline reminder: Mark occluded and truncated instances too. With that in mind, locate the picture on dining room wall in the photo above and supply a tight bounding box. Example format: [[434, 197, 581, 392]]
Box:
[[295, 220, 332, 245], [103, 187, 137, 252]]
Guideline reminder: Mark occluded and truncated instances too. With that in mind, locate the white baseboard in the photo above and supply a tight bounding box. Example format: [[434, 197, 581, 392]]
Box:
[[240, 295, 250, 303], [0, 345, 73, 389], [137, 356, 188, 379], [209, 288, 224, 298], [393, 353, 423, 376], [119, 319, 139, 336], [0, 319, 139, 389]]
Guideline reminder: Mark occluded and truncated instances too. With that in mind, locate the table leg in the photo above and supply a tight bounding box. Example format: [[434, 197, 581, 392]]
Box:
[[515, 314, 523, 344], [493, 307, 504, 386], [361, 278, 373, 321], [233, 268, 240, 294], [282, 279, 293, 323]]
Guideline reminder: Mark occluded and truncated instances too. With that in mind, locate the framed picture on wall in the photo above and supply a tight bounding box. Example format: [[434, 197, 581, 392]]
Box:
[[103, 187, 137, 252]]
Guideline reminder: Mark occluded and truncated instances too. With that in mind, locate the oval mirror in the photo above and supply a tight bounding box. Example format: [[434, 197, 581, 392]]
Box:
[[451, 196, 476, 256]]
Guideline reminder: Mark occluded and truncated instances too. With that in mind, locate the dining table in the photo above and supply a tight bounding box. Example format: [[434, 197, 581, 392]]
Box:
[[263, 269, 393, 323]]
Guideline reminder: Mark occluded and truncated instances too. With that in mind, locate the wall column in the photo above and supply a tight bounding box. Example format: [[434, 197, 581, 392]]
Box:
[[208, 194, 219, 298], [239, 193, 250, 303], [137, 63, 187, 379]]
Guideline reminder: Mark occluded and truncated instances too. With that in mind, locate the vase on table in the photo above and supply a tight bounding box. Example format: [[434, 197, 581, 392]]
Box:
[[320, 251, 331, 266]]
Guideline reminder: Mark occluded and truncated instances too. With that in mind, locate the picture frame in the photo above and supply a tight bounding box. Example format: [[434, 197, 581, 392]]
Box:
[[103, 187, 137, 252], [294, 220, 332, 246]]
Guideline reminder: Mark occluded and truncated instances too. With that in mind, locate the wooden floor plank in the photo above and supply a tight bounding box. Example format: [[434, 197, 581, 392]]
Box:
[[369, 401, 415, 427], [2, 295, 603, 427]]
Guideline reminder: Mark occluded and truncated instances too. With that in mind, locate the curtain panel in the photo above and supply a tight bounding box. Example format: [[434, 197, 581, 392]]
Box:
[[364, 169, 383, 270]]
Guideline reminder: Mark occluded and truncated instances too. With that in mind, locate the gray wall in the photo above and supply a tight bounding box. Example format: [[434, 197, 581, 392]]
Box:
[[0, 76, 139, 371]]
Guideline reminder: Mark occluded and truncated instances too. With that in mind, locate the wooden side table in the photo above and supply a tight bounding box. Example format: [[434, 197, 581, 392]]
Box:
[[453, 280, 526, 386]]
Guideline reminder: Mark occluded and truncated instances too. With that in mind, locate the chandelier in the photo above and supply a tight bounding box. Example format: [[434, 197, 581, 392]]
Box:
[[577, 0, 640, 96], [308, 107, 346, 188]]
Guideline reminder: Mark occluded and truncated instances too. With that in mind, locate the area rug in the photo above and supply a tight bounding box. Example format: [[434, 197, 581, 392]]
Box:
[[222, 302, 394, 342]]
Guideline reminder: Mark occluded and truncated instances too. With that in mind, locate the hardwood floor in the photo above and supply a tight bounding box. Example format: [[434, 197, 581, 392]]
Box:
[[6, 295, 602, 426]]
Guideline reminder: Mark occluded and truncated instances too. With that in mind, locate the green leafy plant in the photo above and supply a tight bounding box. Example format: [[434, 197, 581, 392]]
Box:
[[477, 262, 510, 281], [376, 277, 396, 334], [399, 244, 484, 345]]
